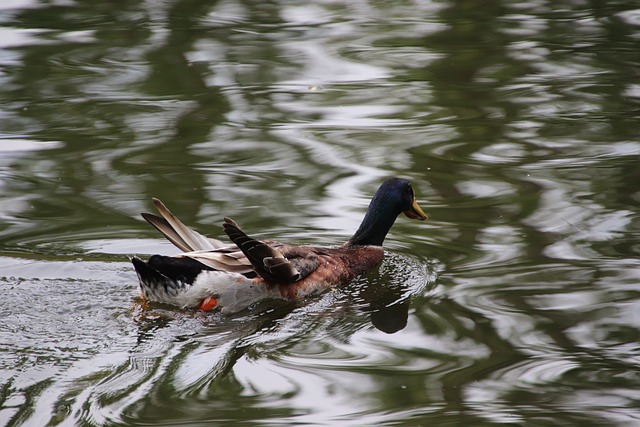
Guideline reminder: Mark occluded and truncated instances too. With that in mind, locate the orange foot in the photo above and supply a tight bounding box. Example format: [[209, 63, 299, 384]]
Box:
[[199, 296, 218, 311], [131, 296, 151, 311]]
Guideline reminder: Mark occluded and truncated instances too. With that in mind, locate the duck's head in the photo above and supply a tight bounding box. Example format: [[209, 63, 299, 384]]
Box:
[[348, 177, 428, 247]]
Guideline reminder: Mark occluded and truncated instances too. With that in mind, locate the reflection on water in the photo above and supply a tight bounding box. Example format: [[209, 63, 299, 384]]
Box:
[[1, 0, 640, 425], [0, 254, 431, 426]]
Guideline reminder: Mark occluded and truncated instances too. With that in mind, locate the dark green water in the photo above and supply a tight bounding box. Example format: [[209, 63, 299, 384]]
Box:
[[1, 0, 639, 425]]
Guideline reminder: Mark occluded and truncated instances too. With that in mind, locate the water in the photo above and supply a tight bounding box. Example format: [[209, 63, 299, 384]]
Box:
[[1, 0, 640, 425]]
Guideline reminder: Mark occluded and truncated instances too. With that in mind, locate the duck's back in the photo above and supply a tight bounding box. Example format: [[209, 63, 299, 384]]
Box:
[[274, 244, 385, 299]]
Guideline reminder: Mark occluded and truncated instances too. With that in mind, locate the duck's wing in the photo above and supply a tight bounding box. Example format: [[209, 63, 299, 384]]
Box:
[[180, 247, 254, 274], [223, 217, 303, 283], [142, 198, 225, 252], [141, 199, 316, 281]]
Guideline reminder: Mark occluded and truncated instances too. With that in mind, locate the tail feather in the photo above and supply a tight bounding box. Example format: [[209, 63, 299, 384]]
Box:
[[131, 256, 281, 312], [131, 256, 182, 300]]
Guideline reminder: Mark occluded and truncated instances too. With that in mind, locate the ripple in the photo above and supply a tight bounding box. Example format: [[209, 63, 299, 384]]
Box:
[[0, 138, 63, 152], [617, 8, 640, 27], [0, 27, 49, 49], [0, 0, 638, 424], [0, 250, 435, 424]]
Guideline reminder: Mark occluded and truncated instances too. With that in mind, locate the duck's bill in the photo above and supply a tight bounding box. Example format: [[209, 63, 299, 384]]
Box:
[[404, 198, 428, 220]]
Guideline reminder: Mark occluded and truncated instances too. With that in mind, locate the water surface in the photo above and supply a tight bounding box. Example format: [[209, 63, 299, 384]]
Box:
[[1, 0, 640, 425]]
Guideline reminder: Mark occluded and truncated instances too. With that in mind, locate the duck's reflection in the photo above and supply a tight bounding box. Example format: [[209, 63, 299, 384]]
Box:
[[370, 298, 410, 334], [133, 278, 412, 342], [355, 278, 411, 334]]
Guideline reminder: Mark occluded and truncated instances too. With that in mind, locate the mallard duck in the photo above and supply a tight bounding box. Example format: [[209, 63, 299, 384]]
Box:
[[131, 177, 427, 314]]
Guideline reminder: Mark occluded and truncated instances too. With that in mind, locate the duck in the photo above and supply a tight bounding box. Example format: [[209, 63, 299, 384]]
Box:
[[131, 177, 428, 314]]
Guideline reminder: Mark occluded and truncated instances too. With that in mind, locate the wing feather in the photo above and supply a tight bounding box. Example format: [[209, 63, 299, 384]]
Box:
[[141, 199, 308, 283], [180, 251, 254, 273], [142, 198, 225, 251], [179, 247, 252, 271], [223, 217, 300, 282]]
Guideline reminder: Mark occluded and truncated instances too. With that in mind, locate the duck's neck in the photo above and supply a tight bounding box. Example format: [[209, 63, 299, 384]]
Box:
[[347, 199, 399, 247]]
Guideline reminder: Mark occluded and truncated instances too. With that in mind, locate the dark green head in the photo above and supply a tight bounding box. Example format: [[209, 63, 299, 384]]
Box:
[[348, 178, 428, 247]]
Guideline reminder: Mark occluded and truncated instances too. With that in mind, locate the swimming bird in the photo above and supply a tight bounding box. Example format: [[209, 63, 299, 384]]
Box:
[[131, 177, 428, 314]]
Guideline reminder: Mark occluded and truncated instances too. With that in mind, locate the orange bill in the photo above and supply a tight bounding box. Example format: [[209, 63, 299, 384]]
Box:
[[404, 198, 428, 220]]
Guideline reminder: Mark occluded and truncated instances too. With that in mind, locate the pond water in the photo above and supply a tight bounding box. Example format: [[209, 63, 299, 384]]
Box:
[[1, 0, 640, 425]]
